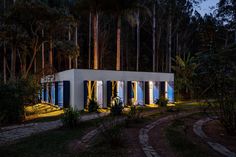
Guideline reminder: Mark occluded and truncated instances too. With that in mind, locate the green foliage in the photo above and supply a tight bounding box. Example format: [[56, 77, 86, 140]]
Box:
[[110, 96, 123, 116], [127, 105, 143, 121], [155, 97, 168, 107], [219, 99, 236, 135], [0, 78, 39, 125], [88, 98, 99, 113], [99, 118, 125, 148], [172, 54, 199, 100], [61, 107, 80, 128], [196, 44, 236, 135]]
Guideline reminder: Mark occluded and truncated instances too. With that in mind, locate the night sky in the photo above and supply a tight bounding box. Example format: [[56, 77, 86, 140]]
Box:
[[196, 0, 219, 16]]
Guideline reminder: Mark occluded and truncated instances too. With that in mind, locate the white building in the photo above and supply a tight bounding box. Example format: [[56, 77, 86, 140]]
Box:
[[40, 69, 174, 110]]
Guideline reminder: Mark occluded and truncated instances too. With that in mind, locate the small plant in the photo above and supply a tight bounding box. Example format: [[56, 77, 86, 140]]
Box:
[[61, 107, 80, 128], [99, 117, 125, 147], [155, 97, 168, 107], [127, 105, 143, 121], [110, 96, 123, 116], [88, 97, 99, 113]]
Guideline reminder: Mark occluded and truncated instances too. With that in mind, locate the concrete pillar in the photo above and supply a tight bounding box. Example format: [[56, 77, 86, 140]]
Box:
[[124, 81, 128, 105], [103, 81, 107, 108]]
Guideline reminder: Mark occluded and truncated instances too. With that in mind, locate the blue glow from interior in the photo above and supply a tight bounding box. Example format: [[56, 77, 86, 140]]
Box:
[[45, 85, 49, 103], [137, 82, 144, 105], [167, 82, 174, 102], [41, 87, 45, 101], [153, 82, 160, 101], [58, 82, 64, 108], [51, 83, 55, 105]]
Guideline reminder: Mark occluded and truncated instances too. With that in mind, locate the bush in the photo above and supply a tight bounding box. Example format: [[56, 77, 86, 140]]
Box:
[[0, 78, 39, 125], [61, 107, 80, 128], [99, 117, 125, 147], [110, 96, 123, 116], [88, 98, 99, 113], [155, 97, 168, 107], [211, 98, 236, 136], [127, 105, 143, 121]]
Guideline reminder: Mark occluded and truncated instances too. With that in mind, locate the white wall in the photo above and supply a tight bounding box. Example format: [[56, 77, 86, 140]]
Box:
[[44, 69, 174, 110]]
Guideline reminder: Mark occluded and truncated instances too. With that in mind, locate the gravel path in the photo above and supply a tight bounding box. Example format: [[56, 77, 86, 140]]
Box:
[[0, 112, 109, 146], [139, 111, 198, 157], [193, 117, 236, 157]]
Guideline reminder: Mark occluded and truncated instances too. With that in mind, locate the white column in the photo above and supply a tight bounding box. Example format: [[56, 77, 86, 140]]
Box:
[[165, 81, 168, 99], [103, 81, 107, 108]]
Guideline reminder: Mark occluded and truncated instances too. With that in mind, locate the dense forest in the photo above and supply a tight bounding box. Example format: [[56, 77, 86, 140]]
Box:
[[0, 0, 235, 127], [0, 0, 235, 98]]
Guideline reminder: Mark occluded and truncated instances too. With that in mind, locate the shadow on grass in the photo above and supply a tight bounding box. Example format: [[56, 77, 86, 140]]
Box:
[[0, 117, 110, 157], [165, 119, 214, 157]]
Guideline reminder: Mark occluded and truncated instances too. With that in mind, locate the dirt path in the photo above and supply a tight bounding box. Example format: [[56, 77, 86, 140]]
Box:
[[194, 118, 236, 157], [139, 112, 198, 157], [149, 113, 222, 157]]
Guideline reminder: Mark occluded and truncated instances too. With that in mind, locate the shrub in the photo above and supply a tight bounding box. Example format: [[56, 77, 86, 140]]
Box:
[[127, 105, 143, 121], [61, 107, 80, 128], [99, 117, 125, 147], [110, 96, 123, 116], [88, 98, 99, 113], [155, 97, 168, 107], [211, 98, 236, 136], [0, 78, 39, 125]]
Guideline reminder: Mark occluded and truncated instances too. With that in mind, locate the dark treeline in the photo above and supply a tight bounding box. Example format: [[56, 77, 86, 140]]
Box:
[[0, 0, 235, 83]]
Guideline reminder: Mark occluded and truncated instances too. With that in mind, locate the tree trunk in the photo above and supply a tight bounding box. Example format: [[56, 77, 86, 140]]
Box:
[[168, 13, 172, 73], [152, 2, 156, 72], [34, 56, 37, 73], [49, 36, 53, 73], [234, 30, 236, 44], [24, 46, 37, 78], [116, 15, 121, 71], [10, 47, 16, 80], [75, 23, 78, 69], [225, 31, 228, 48], [88, 12, 92, 69], [68, 25, 72, 69], [42, 29, 45, 76], [136, 10, 140, 71], [156, 26, 162, 72], [176, 32, 179, 56], [69, 56, 72, 69], [3, 42, 7, 84], [93, 13, 99, 70]]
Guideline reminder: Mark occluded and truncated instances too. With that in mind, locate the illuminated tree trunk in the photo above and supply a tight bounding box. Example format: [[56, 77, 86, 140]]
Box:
[[74, 22, 78, 69], [68, 25, 72, 69], [116, 15, 121, 71], [88, 12, 92, 69], [136, 10, 140, 71], [24, 46, 37, 78], [168, 17, 172, 73], [93, 13, 99, 69], [49, 36, 53, 73], [42, 29, 45, 76], [152, 2, 156, 72]]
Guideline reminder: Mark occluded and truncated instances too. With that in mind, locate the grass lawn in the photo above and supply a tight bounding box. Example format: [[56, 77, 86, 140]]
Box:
[[0, 102, 209, 157], [165, 117, 214, 157], [0, 118, 103, 157], [79, 140, 128, 157]]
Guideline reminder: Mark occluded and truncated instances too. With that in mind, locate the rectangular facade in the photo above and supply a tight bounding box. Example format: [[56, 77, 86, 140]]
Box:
[[41, 69, 174, 110]]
